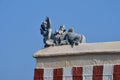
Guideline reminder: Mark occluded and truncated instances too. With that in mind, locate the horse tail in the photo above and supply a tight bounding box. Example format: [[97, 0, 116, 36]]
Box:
[[80, 34, 86, 43]]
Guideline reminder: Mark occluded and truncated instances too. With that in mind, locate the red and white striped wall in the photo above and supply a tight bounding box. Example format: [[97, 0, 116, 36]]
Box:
[[34, 64, 120, 80]]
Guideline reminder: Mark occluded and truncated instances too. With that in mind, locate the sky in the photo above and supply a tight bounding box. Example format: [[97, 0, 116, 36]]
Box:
[[0, 0, 120, 80]]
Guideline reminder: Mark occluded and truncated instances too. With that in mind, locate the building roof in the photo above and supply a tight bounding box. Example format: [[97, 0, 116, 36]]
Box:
[[33, 41, 120, 58]]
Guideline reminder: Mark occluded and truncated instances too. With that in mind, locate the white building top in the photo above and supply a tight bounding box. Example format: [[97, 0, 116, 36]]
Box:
[[33, 41, 120, 58]]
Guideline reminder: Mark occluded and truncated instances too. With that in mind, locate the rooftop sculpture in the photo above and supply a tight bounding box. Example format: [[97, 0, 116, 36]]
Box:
[[40, 17, 86, 47]]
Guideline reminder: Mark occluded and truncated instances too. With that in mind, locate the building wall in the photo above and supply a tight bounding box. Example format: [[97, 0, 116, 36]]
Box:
[[36, 53, 120, 68], [34, 64, 120, 80], [33, 41, 120, 80]]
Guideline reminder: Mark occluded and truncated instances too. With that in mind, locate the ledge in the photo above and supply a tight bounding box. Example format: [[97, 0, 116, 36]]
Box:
[[33, 41, 120, 58]]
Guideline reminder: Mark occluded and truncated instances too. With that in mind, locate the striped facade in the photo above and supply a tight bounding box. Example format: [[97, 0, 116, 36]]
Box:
[[34, 64, 120, 80]]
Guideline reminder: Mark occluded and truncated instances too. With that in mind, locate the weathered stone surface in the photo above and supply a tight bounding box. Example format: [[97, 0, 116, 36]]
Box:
[[33, 41, 120, 68]]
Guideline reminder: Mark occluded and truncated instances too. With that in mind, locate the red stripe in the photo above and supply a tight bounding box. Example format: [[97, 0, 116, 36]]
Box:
[[93, 66, 103, 80], [53, 68, 63, 80], [34, 69, 44, 80], [73, 67, 83, 80], [113, 65, 120, 80]]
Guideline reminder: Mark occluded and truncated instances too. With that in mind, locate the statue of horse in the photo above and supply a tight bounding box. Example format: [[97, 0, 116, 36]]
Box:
[[65, 28, 86, 47], [40, 17, 86, 47]]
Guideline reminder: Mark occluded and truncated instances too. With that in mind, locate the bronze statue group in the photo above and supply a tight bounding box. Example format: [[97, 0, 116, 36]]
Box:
[[40, 17, 86, 48]]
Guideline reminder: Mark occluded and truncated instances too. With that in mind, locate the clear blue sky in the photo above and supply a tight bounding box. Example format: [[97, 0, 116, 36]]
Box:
[[0, 0, 120, 80]]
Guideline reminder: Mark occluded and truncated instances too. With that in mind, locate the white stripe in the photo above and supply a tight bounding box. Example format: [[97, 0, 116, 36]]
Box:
[[63, 67, 72, 80], [44, 68, 53, 80], [103, 64, 113, 80], [83, 65, 93, 80]]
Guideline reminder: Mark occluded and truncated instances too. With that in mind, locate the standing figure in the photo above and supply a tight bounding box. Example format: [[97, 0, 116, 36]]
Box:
[[40, 17, 55, 47]]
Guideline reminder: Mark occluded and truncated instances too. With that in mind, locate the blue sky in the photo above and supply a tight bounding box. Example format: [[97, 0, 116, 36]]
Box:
[[0, 0, 120, 80]]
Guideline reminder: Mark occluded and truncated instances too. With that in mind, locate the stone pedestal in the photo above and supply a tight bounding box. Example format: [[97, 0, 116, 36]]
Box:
[[33, 41, 120, 80]]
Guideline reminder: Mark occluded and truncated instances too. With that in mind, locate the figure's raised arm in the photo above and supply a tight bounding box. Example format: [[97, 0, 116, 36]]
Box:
[[46, 17, 52, 29]]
